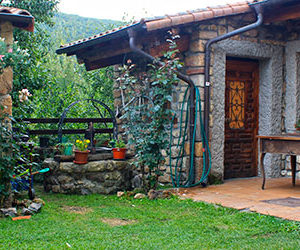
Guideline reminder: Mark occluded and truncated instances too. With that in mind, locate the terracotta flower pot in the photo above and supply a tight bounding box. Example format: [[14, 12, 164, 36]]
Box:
[[74, 150, 90, 164], [112, 148, 126, 160]]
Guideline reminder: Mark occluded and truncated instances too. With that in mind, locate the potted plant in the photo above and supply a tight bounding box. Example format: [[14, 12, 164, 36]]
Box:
[[111, 139, 126, 160], [74, 139, 90, 164]]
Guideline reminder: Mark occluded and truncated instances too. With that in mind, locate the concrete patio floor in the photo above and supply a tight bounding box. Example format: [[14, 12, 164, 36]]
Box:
[[178, 177, 300, 221]]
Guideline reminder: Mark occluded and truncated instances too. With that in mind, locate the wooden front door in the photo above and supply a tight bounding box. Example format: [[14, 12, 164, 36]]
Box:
[[224, 59, 259, 179]]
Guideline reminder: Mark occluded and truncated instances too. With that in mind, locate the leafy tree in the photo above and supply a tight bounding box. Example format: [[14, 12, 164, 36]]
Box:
[[0, 0, 59, 108]]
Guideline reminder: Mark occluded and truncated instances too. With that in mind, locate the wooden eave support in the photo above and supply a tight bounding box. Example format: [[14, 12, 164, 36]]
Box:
[[76, 31, 190, 70], [264, 3, 300, 23]]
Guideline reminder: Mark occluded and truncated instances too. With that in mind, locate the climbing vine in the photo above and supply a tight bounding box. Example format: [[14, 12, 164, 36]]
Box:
[[119, 37, 182, 191]]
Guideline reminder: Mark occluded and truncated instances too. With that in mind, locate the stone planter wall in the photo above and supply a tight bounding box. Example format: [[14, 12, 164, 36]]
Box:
[[43, 158, 133, 195]]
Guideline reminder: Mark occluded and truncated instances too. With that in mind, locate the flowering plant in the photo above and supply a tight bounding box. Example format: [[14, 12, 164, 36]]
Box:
[[0, 39, 29, 73], [75, 139, 90, 151], [19, 88, 32, 102]]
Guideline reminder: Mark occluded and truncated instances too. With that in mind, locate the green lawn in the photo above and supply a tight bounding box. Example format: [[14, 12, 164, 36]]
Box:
[[0, 190, 299, 249]]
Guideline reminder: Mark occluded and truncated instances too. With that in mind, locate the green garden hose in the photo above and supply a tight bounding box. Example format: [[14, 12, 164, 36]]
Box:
[[169, 83, 211, 187]]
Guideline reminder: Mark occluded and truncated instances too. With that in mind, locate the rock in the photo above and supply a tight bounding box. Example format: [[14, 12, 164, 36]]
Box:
[[3, 193, 14, 208], [33, 198, 45, 206], [59, 162, 83, 174], [43, 158, 59, 170], [132, 174, 143, 189], [85, 173, 105, 182], [80, 188, 90, 195], [86, 161, 109, 172], [115, 161, 129, 170], [134, 193, 146, 199], [126, 191, 135, 197], [61, 183, 75, 192], [88, 153, 113, 161], [104, 172, 121, 181], [82, 180, 95, 190], [25, 199, 32, 208], [117, 191, 125, 197], [21, 208, 33, 215], [0, 207, 17, 217], [13, 199, 26, 207], [28, 203, 42, 213], [58, 175, 73, 184], [47, 176, 59, 185], [148, 189, 172, 200], [148, 189, 160, 200], [103, 180, 115, 188], [52, 185, 61, 193], [162, 190, 173, 199]]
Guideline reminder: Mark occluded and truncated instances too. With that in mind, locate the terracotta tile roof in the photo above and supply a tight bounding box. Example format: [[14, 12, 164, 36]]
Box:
[[59, 21, 139, 49], [144, 1, 254, 31], [58, 0, 259, 52], [0, 6, 34, 32]]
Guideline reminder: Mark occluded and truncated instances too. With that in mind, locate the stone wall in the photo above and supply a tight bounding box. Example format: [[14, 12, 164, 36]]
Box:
[[43, 159, 133, 195], [0, 21, 13, 117]]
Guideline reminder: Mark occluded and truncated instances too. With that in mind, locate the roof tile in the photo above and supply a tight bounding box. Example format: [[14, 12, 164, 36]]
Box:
[[146, 2, 252, 31], [0, 5, 34, 32], [222, 7, 235, 15]]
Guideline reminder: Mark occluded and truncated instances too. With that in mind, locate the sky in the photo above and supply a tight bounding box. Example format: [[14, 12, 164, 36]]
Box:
[[58, 0, 240, 21]]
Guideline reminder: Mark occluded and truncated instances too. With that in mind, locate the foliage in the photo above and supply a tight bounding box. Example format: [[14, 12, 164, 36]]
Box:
[[30, 54, 114, 120], [119, 38, 182, 191], [110, 139, 126, 148], [43, 12, 122, 46], [15, 10, 116, 127], [0, 40, 29, 73], [55, 142, 73, 155], [0, 114, 19, 204], [25, 12, 117, 142], [75, 139, 90, 151], [0, 37, 34, 206], [0, 190, 299, 248], [0, 1, 117, 129], [0, 0, 59, 106], [0, 112, 38, 206]]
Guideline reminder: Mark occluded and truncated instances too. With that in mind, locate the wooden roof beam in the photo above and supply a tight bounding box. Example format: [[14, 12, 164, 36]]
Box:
[[264, 3, 300, 23]]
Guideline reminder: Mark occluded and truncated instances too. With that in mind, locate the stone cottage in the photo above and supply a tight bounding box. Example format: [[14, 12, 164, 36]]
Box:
[[0, 6, 34, 117], [57, 0, 300, 185]]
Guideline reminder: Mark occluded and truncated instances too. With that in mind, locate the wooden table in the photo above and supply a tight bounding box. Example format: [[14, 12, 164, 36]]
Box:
[[257, 135, 300, 189]]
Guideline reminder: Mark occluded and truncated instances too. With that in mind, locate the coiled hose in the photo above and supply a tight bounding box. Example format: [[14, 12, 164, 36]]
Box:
[[169, 84, 211, 187]]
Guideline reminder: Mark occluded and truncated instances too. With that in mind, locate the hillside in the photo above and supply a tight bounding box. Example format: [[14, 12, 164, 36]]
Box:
[[43, 12, 123, 49]]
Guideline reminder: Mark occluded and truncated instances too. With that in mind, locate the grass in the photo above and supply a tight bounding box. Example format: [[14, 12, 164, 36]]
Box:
[[0, 189, 299, 249]]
